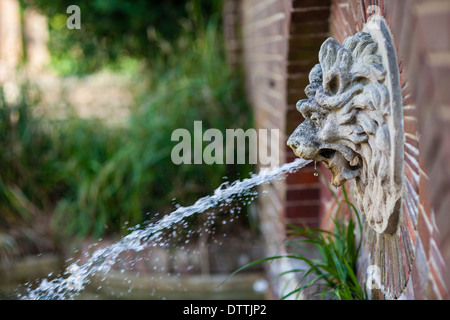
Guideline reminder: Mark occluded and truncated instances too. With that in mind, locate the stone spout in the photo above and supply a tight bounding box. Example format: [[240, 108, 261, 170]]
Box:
[[287, 99, 362, 188], [286, 18, 404, 235]]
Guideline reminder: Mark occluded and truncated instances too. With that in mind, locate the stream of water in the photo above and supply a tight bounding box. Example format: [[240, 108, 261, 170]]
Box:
[[20, 158, 311, 300]]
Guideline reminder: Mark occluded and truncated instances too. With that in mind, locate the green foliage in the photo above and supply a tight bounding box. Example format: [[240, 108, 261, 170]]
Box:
[[52, 19, 252, 238], [0, 86, 55, 221], [0, 17, 252, 244], [231, 185, 367, 300], [22, 0, 223, 75], [49, 118, 129, 237], [0, 85, 59, 259]]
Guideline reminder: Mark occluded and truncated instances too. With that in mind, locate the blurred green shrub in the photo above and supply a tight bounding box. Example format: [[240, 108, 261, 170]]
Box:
[[1, 17, 252, 244], [0, 85, 59, 259], [53, 19, 252, 238], [22, 0, 222, 75]]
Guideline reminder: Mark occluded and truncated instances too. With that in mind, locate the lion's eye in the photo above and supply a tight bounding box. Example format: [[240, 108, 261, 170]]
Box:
[[327, 74, 340, 94], [310, 114, 320, 125]]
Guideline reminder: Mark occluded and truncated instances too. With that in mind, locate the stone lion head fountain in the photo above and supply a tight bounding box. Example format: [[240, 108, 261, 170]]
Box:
[[287, 18, 404, 234]]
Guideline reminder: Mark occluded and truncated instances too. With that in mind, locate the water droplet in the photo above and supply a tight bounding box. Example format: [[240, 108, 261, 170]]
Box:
[[314, 172, 319, 176]]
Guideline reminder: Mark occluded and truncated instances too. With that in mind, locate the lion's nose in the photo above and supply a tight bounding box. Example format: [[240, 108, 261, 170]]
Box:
[[286, 135, 299, 150], [287, 120, 320, 160]]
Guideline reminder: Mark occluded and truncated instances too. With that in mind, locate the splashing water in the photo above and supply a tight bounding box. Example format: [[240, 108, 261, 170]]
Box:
[[20, 158, 311, 300]]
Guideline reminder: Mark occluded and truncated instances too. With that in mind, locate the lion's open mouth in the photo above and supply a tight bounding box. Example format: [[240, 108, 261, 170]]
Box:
[[317, 148, 361, 187]]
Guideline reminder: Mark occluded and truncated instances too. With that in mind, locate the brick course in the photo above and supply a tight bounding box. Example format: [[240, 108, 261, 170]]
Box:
[[224, 0, 450, 299]]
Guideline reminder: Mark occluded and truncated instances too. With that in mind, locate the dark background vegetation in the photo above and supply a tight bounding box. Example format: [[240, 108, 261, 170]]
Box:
[[22, 0, 223, 74], [0, 0, 253, 260]]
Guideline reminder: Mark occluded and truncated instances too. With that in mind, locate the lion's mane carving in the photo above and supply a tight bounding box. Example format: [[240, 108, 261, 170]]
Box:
[[288, 31, 403, 234]]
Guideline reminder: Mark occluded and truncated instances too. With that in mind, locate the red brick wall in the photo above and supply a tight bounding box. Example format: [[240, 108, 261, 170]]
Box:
[[327, 0, 449, 300], [225, 0, 450, 299], [223, 0, 330, 248], [285, 0, 331, 230], [223, 0, 330, 297], [387, 0, 450, 299]]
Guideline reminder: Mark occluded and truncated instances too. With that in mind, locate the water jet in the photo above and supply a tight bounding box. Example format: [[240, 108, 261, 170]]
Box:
[[20, 158, 311, 299]]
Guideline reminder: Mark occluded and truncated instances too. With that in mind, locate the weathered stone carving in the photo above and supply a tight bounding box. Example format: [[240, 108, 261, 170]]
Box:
[[287, 18, 403, 234]]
